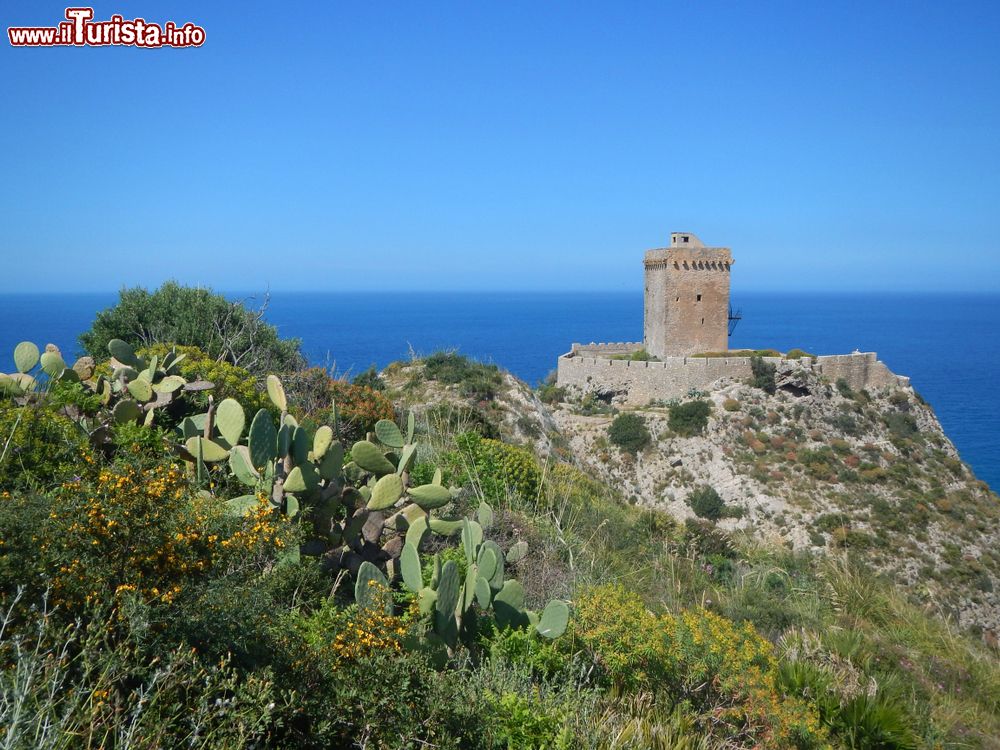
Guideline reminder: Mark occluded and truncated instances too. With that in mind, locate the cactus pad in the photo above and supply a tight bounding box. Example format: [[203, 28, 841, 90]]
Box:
[[368, 473, 404, 510], [248, 409, 277, 468], [13, 341, 39, 374], [266, 374, 287, 411], [375, 419, 405, 449], [351, 440, 396, 476], [535, 600, 570, 639], [409, 483, 452, 510], [216, 398, 246, 446]]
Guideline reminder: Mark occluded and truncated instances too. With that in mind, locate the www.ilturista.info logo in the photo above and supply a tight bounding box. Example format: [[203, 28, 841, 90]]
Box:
[[8, 7, 205, 48]]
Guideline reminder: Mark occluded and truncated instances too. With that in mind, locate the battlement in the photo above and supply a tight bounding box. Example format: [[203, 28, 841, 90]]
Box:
[[644, 247, 734, 271]]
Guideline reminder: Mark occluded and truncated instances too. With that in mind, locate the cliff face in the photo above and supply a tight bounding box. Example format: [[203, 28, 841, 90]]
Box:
[[384, 357, 1000, 636], [551, 365, 1000, 635]]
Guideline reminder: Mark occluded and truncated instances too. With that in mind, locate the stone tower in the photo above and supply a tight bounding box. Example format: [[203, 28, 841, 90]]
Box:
[[643, 232, 734, 358]]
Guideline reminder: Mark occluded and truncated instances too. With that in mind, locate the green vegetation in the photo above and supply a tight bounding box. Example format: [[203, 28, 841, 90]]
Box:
[[692, 348, 782, 358], [687, 485, 726, 520], [835, 377, 856, 399], [610, 348, 657, 361], [668, 399, 711, 436], [751, 355, 778, 394], [444, 431, 543, 506], [2, 296, 999, 748], [80, 281, 304, 375], [608, 412, 652, 453], [422, 351, 504, 401], [690, 348, 814, 360]]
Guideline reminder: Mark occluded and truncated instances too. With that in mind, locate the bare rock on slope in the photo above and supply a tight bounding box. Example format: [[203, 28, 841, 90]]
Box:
[[551, 367, 1000, 633]]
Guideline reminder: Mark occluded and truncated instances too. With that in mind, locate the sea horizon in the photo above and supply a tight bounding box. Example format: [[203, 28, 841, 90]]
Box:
[[1, 290, 997, 491]]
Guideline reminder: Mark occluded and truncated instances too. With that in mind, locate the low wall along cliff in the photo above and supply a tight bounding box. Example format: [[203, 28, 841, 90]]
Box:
[[556, 343, 909, 405]]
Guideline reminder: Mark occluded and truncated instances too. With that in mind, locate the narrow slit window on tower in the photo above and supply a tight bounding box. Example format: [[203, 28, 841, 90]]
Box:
[[675, 296, 679, 302], [696, 294, 702, 302], [701, 318, 704, 325]]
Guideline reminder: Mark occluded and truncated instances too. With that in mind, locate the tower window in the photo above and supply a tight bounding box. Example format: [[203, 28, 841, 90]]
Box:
[[675, 296, 679, 302], [696, 294, 702, 302], [701, 318, 704, 324], [683, 236, 689, 243]]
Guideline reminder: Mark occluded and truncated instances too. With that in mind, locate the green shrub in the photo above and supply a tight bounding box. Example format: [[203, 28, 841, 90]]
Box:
[[830, 410, 860, 436], [668, 400, 711, 437], [81, 282, 303, 375], [575, 392, 616, 416], [835, 378, 855, 399], [422, 352, 504, 401], [785, 348, 816, 359], [884, 412, 919, 440], [0, 400, 93, 492], [351, 365, 385, 391], [538, 382, 566, 404], [722, 398, 740, 412], [610, 349, 656, 361], [750, 356, 777, 395], [486, 625, 569, 680], [681, 518, 737, 558], [608, 412, 652, 453], [687, 485, 725, 521], [485, 691, 572, 750], [448, 432, 542, 506], [427, 403, 501, 440]]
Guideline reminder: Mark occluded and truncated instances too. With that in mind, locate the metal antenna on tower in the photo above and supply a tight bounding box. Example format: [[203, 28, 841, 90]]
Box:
[[728, 304, 742, 337]]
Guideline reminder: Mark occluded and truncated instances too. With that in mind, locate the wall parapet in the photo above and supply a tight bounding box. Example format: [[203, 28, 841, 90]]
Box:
[[557, 349, 908, 405]]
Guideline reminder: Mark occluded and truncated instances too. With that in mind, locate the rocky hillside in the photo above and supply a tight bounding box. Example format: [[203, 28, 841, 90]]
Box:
[[384, 354, 1000, 637]]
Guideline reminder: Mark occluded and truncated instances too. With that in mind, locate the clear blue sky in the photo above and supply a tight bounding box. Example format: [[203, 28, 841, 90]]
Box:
[[3, 1, 999, 293]]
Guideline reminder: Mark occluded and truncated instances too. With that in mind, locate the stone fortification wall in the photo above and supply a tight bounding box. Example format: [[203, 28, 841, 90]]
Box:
[[814, 353, 907, 392], [556, 344, 908, 405]]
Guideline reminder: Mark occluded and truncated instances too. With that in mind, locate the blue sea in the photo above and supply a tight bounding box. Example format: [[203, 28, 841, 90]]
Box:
[[1, 292, 997, 492]]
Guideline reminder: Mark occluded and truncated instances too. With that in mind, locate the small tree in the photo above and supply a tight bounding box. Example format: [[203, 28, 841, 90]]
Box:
[[750, 356, 776, 395], [80, 281, 304, 376], [668, 400, 711, 437], [608, 412, 651, 454], [688, 485, 725, 520]]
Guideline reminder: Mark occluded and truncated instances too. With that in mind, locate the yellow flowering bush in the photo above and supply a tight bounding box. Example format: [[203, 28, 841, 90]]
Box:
[[277, 598, 409, 695], [569, 587, 828, 748], [665, 608, 827, 747], [567, 584, 670, 692], [2, 462, 292, 614]]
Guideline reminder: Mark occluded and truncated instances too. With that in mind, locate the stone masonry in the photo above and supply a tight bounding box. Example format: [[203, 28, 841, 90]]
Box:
[[557, 344, 909, 406], [644, 232, 732, 358], [557, 231, 909, 404]]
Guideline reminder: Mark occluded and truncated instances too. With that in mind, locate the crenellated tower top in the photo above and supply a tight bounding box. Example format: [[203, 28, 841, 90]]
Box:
[[643, 232, 733, 357]]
